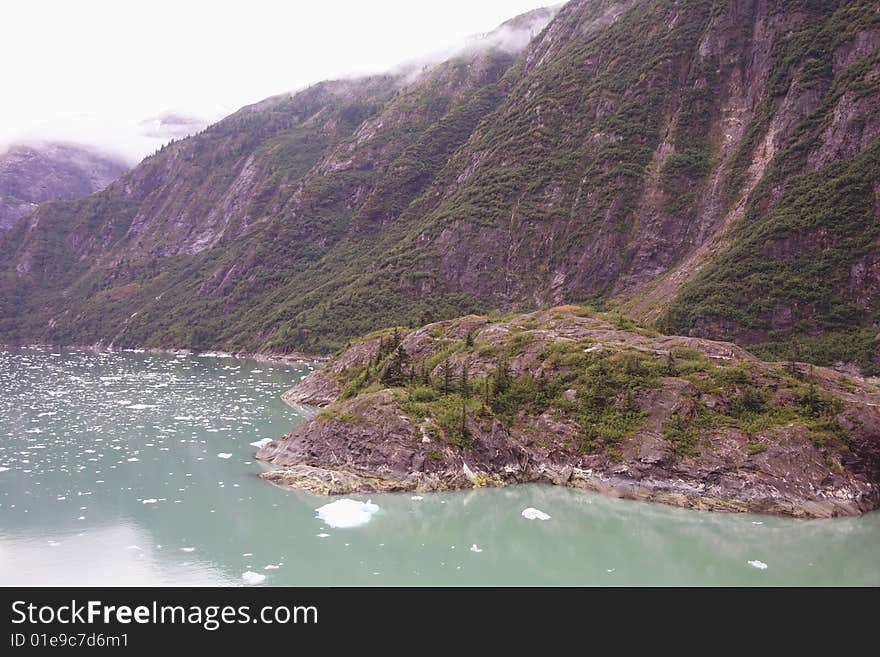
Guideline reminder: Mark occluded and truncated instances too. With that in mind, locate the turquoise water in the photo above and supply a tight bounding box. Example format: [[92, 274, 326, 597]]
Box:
[[0, 348, 877, 586]]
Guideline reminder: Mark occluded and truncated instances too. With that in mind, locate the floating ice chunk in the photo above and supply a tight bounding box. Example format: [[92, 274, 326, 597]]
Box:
[[521, 507, 551, 521], [180, 547, 195, 553], [217, 453, 232, 459], [128, 404, 155, 410], [411, 496, 424, 500], [126, 545, 142, 551], [315, 499, 380, 528], [127, 457, 139, 462], [142, 498, 158, 504], [242, 571, 266, 585], [263, 564, 280, 570], [317, 533, 330, 538], [242, 553, 253, 557], [470, 544, 483, 553], [748, 560, 768, 570], [48, 540, 60, 547], [0, 467, 8, 473], [250, 438, 273, 449], [751, 521, 763, 525]]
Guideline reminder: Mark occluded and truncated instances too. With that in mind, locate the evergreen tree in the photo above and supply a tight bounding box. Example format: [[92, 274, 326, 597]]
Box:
[[440, 359, 453, 395], [493, 357, 511, 395], [459, 360, 470, 437], [621, 389, 639, 416], [380, 345, 410, 387], [786, 340, 801, 378]]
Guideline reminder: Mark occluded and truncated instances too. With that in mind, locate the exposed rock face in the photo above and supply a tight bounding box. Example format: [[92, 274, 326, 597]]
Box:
[[259, 308, 880, 518], [0, 142, 128, 229]]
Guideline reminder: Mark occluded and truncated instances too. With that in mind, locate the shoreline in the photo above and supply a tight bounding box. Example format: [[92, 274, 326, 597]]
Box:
[[257, 461, 880, 520], [1, 342, 328, 366]]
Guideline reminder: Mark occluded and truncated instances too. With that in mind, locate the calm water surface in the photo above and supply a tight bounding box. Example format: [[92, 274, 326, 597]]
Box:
[[1, 348, 877, 586]]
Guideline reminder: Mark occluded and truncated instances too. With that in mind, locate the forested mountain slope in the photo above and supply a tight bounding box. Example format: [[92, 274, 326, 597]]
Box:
[[1, 1, 877, 374]]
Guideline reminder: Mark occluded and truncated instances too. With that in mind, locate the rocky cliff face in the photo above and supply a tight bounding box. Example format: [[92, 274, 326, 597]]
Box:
[[0, 1, 877, 375], [258, 307, 880, 518], [0, 142, 127, 229]]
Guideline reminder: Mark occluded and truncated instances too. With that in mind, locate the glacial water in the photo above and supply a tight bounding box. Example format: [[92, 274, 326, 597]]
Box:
[[0, 348, 877, 587]]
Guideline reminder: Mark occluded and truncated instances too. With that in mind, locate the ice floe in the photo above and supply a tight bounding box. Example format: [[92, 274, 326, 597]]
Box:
[[315, 499, 380, 528], [217, 453, 232, 459], [521, 507, 551, 521], [142, 499, 158, 504], [470, 544, 483, 553], [249, 438, 273, 449], [241, 571, 266, 585], [748, 560, 768, 570]]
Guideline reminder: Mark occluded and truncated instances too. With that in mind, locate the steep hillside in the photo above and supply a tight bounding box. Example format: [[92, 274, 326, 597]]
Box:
[[258, 307, 880, 518], [0, 142, 127, 229], [0, 1, 877, 375]]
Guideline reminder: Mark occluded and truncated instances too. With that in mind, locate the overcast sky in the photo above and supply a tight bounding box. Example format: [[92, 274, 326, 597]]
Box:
[[0, 0, 550, 163]]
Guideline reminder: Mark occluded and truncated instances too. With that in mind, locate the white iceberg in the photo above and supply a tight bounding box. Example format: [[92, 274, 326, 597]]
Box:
[[748, 560, 768, 570], [521, 507, 551, 521], [141, 498, 158, 504], [315, 499, 380, 528], [217, 453, 232, 459], [470, 544, 483, 553], [241, 571, 266, 585], [250, 438, 273, 449]]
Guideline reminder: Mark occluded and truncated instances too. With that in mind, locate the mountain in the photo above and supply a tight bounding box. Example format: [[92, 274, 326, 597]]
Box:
[[1, 0, 878, 376], [257, 306, 880, 517], [0, 142, 128, 230]]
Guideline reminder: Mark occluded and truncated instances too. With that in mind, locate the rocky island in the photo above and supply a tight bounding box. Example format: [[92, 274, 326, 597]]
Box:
[[258, 307, 880, 518]]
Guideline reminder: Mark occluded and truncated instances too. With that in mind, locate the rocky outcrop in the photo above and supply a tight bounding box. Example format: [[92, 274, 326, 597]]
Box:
[[259, 308, 880, 518]]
